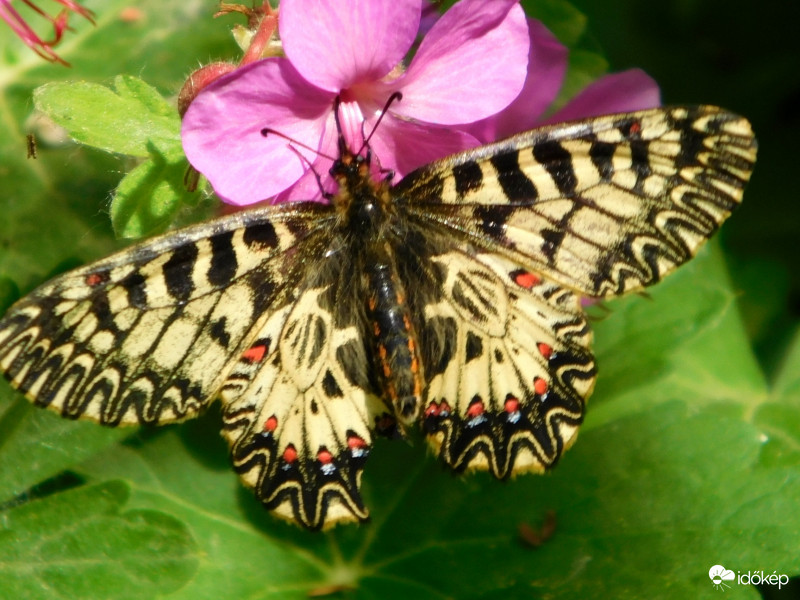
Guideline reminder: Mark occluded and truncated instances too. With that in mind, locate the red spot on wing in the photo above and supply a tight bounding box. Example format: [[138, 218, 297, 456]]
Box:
[[425, 400, 453, 418], [511, 269, 540, 289], [347, 435, 367, 450], [537, 342, 553, 359], [534, 377, 549, 395], [242, 343, 268, 363], [467, 398, 485, 418], [282, 444, 297, 464], [629, 120, 641, 135], [263, 415, 278, 433], [85, 272, 108, 287], [504, 396, 520, 413], [317, 448, 333, 464]]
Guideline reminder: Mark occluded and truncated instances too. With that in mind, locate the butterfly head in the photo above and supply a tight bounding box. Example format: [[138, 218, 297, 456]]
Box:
[[329, 142, 372, 188], [328, 96, 399, 231], [329, 144, 392, 233]]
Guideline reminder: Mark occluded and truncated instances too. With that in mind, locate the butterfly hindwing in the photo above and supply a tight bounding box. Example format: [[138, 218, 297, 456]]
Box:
[[0, 203, 335, 425], [220, 280, 393, 530], [399, 106, 757, 298], [419, 248, 596, 477]]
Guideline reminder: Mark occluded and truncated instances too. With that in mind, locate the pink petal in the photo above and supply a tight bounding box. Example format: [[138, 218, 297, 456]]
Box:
[[418, 1, 440, 36], [544, 68, 661, 124], [182, 59, 333, 206], [494, 19, 568, 139], [369, 115, 481, 180], [392, 0, 529, 125], [55, 0, 95, 21], [273, 115, 341, 203], [281, 0, 422, 92], [272, 161, 336, 203], [467, 18, 567, 142], [335, 97, 368, 156]]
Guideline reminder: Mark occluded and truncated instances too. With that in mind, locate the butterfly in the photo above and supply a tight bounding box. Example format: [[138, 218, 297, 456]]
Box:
[[0, 105, 756, 529]]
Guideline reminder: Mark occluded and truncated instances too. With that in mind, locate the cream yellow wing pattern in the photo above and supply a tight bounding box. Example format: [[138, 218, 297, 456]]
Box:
[[219, 279, 395, 530], [399, 106, 757, 298], [0, 204, 338, 425], [397, 105, 756, 475], [417, 248, 595, 477]]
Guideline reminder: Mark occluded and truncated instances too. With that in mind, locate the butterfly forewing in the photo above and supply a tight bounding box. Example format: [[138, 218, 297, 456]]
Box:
[[0, 202, 335, 425], [0, 104, 756, 530], [398, 106, 757, 298]]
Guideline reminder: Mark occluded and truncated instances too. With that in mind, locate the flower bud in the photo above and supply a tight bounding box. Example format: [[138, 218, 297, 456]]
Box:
[[177, 62, 237, 116]]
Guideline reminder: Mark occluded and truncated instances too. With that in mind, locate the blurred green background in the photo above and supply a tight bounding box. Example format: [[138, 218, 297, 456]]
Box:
[[570, 0, 800, 378]]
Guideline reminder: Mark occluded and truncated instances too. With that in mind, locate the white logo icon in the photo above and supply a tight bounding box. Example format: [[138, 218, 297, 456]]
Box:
[[709, 565, 736, 591]]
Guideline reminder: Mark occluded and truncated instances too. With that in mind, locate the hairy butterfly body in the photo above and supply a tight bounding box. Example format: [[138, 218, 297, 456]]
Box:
[[0, 106, 756, 529]]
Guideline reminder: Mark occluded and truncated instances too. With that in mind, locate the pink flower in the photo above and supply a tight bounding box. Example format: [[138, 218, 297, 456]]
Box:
[[470, 18, 660, 142], [0, 0, 94, 65], [182, 0, 530, 206], [542, 69, 661, 125]]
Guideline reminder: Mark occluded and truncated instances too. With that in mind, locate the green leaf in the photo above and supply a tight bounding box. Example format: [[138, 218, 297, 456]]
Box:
[[33, 77, 180, 158], [555, 49, 609, 111], [772, 326, 800, 402], [113, 75, 176, 120], [31, 75, 201, 238], [0, 393, 129, 503], [0, 278, 19, 316], [0, 481, 199, 600], [522, 0, 588, 47], [110, 141, 193, 238]]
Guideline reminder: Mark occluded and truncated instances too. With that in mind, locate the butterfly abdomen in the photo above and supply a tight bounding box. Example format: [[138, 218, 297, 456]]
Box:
[[364, 243, 424, 424]]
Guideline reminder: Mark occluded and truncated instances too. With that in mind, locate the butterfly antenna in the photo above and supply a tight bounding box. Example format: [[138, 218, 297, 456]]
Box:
[[260, 127, 335, 200], [358, 91, 403, 156], [260, 127, 336, 162]]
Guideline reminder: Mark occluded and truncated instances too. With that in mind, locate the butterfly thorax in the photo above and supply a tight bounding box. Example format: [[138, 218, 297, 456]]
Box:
[[328, 149, 424, 425]]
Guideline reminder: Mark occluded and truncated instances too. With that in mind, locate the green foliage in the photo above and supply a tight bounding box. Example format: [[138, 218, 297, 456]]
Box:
[[34, 77, 178, 157], [0, 0, 797, 599], [0, 481, 199, 599], [34, 76, 195, 238], [521, 0, 610, 109]]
